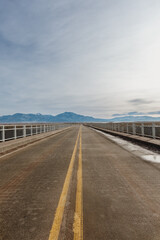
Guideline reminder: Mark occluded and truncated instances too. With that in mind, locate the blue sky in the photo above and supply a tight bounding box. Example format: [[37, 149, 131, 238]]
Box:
[[0, 0, 160, 118]]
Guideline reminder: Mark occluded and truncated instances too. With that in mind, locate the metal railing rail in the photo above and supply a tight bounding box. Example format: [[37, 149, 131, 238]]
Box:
[[0, 123, 70, 142], [87, 122, 160, 140]]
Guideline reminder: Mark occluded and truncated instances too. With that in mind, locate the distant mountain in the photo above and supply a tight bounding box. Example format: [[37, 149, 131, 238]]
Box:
[[0, 113, 55, 123], [0, 112, 160, 123], [54, 112, 106, 122], [108, 115, 160, 122], [0, 112, 106, 123]]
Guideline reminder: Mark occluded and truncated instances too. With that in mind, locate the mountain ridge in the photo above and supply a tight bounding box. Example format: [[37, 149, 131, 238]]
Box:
[[0, 112, 160, 123]]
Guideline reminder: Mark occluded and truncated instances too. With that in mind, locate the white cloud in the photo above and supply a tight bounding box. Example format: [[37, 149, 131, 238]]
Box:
[[0, 0, 160, 118]]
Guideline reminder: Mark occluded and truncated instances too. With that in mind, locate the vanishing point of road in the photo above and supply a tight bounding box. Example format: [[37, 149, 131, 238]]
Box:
[[0, 125, 160, 240]]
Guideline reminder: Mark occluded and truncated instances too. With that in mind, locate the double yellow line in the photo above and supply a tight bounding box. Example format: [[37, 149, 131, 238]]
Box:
[[73, 127, 83, 240], [48, 126, 83, 240]]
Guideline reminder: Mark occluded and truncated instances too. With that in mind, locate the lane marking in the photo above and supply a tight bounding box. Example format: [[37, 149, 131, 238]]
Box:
[[73, 126, 83, 240], [48, 128, 80, 240]]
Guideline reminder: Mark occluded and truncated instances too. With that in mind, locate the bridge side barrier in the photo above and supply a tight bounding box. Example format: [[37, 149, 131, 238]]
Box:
[[85, 122, 160, 140], [0, 123, 71, 142]]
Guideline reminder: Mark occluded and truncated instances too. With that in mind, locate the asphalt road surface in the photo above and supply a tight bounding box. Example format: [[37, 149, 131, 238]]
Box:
[[0, 125, 160, 240]]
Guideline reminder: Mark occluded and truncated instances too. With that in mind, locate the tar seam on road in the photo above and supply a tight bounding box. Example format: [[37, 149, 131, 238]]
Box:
[[48, 127, 80, 240], [73, 126, 83, 240]]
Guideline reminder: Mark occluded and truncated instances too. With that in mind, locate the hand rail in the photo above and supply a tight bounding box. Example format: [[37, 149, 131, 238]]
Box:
[[86, 122, 160, 139], [0, 123, 69, 142]]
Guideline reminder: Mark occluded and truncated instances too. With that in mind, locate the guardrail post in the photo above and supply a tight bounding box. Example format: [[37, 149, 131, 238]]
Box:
[[122, 124, 124, 133], [31, 125, 33, 136], [132, 123, 136, 135], [44, 125, 45, 133], [14, 125, 17, 139], [152, 122, 156, 139], [36, 125, 38, 134], [23, 125, 26, 137], [2, 125, 5, 142], [126, 123, 128, 133], [119, 123, 121, 132], [141, 123, 144, 137]]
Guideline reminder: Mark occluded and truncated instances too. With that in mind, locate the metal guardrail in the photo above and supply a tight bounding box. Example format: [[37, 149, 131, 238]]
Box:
[[0, 123, 69, 142], [87, 122, 160, 139]]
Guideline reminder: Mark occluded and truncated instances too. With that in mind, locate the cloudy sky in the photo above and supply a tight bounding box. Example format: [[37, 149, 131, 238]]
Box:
[[0, 0, 160, 118]]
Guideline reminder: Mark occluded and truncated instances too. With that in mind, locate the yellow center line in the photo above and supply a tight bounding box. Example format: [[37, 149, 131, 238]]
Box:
[[48, 127, 80, 240], [73, 126, 83, 240]]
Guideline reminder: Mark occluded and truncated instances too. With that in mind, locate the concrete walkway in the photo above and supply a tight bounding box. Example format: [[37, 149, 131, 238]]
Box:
[[0, 127, 71, 155], [89, 126, 160, 150]]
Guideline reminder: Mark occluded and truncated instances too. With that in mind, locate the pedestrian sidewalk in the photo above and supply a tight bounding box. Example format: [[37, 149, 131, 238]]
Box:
[[0, 127, 70, 155], [90, 126, 160, 150]]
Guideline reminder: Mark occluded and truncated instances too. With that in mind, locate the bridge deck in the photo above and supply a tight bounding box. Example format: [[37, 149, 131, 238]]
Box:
[[0, 125, 160, 240]]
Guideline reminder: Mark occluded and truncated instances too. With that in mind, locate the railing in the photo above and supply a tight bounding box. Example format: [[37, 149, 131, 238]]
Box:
[[87, 122, 160, 139], [0, 123, 69, 142]]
